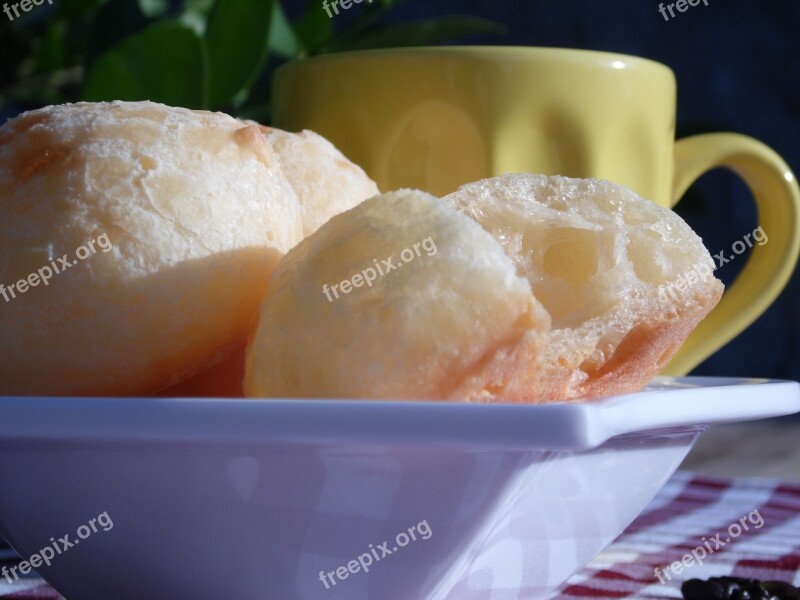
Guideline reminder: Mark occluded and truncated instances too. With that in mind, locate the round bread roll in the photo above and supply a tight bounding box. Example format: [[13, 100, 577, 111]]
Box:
[[160, 127, 379, 398], [243, 189, 550, 401], [442, 174, 724, 401], [0, 101, 303, 396], [263, 127, 380, 236]]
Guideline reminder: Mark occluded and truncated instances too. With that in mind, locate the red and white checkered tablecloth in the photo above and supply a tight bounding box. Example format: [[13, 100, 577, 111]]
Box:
[[554, 471, 800, 599], [2, 471, 799, 599]]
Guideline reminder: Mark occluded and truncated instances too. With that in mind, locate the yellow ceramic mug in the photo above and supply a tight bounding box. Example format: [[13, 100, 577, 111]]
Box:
[[272, 46, 800, 375]]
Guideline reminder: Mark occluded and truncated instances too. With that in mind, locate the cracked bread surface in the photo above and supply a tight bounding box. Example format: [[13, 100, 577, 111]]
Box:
[[442, 173, 724, 401]]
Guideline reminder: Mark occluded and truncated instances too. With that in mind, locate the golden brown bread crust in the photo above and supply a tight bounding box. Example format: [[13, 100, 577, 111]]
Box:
[[443, 174, 724, 402], [1, 100, 719, 402], [262, 127, 380, 236], [243, 175, 722, 404], [445, 322, 549, 402], [537, 316, 712, 402], [161, 126, 381, 400], [0, 101, 303, 396], [243, 189, 551, 402]]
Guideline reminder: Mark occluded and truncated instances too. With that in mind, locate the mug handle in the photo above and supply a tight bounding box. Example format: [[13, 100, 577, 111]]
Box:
[[664, 133, 800, 375]]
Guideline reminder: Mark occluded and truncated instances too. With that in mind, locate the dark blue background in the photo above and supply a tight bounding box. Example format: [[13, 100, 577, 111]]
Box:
[[299, 0, 799, 380]]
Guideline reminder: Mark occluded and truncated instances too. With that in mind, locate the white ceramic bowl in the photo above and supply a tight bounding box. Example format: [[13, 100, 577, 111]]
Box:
[[0, 377, 798, 600]]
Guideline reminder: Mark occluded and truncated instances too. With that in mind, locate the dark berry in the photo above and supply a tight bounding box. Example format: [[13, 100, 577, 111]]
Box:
[[763, 581, 800, 600], [717, 576, 747, 597], [682, 577, 800, 600], [682, 578, 727, 600]]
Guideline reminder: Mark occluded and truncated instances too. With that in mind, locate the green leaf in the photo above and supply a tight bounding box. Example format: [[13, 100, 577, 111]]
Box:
[[293, 3, 332, 53], [179, 10, 206, 36], [269, 2, 299, 58], [59, 0, 105, 18], [31, 20, 67, 74], [138, 0, 169, 18], [179, 0, 215, 35], [332, 16, 506, 51], [185, 0, 216, 13], [86, 0, 152, 65], [83, 21, 206, 108], [204, 0, 274, 109]]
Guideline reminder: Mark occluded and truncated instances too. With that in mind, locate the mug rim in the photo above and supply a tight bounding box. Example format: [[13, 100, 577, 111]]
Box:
[[278, 45, 674, 77]]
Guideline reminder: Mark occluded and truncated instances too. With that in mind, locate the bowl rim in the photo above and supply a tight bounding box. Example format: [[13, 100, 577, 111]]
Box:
[[0, 377, 798, 451]]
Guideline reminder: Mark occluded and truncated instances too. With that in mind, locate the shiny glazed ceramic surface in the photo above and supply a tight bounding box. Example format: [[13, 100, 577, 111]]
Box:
[[0, 378, 798, 599]]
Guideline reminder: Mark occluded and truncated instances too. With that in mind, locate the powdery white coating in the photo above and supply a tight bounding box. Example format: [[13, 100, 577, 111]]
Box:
[[265, 128, 380, 236], [443, 174, 724, 401], [244, 189, 550, 402], [0, 101, 303, 396]]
